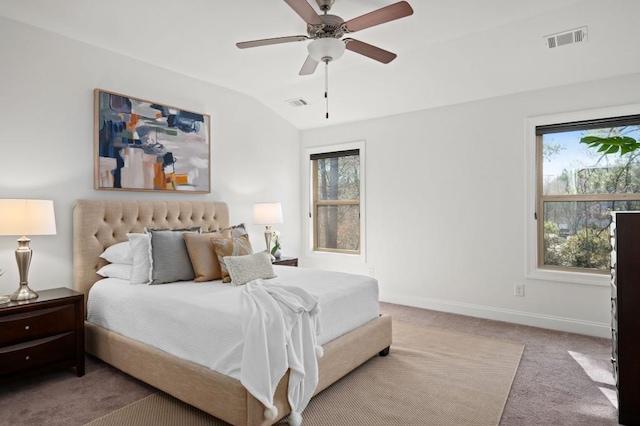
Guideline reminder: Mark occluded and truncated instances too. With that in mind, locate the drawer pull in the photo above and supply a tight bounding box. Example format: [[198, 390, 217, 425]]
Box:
[[25, 325, 30, 330], [25, 355, 30, 361]]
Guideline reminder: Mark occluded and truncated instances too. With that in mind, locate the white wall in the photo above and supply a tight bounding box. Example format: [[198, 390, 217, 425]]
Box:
[[0, 17, 301, 296], [301, 72, 640, 337], [3, 15, 637, 338]]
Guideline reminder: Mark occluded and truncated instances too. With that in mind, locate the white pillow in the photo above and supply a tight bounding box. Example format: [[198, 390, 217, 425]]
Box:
[[127, 233, 152, 284], [100, 242, 133, 265], [224, 251, 276, 286], [97, 263, 132, 281]]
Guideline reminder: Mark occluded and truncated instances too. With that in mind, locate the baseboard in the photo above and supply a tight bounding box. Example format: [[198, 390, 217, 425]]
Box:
[[379, 292, 611, 339]]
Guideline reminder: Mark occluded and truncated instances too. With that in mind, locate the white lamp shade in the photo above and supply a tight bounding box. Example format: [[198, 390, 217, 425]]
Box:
[[308, 38, 346, 62], [253, 202, 283, 225], [0, 199, 57, 236]]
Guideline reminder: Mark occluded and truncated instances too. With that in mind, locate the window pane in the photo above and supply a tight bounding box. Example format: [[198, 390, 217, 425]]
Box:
[[316, 205, 360, 251], [315, 155, 360, 201], [542, 126, 640, 195], [542, 200, 640, 270]]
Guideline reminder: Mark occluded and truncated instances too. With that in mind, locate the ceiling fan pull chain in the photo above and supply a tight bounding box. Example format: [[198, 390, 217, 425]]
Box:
[[325, 60, 329, 119]]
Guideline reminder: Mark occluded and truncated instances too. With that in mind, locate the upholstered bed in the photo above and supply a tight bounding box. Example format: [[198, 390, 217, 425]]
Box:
[[72, 199, 392, 426]]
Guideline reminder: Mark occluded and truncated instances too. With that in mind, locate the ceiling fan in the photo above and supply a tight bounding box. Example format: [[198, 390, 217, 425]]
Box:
[[236, 0, 414, 75]]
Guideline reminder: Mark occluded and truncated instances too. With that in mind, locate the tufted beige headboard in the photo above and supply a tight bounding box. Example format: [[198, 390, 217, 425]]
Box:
[[73, 199, 229, 311]]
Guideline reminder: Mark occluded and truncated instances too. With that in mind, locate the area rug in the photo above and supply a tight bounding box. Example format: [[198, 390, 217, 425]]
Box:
[[85, 321, 524, 426]]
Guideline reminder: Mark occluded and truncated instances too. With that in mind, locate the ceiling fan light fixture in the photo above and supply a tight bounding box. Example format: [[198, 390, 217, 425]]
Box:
[[307, 38, 345, 62]]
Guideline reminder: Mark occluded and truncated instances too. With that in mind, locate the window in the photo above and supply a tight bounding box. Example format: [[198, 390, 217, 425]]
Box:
[[536, 114, 640, 274], [311, 149, 361, 254]]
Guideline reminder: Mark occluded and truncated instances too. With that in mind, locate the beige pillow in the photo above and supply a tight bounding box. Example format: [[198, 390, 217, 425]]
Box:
[[183, 232, 228, 282], [224, 251, 276, 286], [210, 234, 253, 283]]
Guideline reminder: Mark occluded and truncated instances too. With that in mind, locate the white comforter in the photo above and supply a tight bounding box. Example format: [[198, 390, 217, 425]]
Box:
[[87, 266, 379, 381]]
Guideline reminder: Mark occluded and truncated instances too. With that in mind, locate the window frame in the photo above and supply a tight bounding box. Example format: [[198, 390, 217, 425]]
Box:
[[304, 141, 366, 260], [525, 104, 640, 286]]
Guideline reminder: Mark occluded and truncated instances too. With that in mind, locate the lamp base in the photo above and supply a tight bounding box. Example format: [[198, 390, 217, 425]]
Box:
[[263, 226, 276, 263], [11, 236, 38, 301], [10, 284, 39, 301]]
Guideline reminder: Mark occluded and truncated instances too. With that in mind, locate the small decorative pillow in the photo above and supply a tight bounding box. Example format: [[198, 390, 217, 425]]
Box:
[[210, 234, 253, 283], [183, 231, 228, 282], [221, 223, 247, 238], [97, 263, 132, 281], [149, 229, 197, 284], [127, 233, 152, 284], [100, 241, 133, 265], [224, 251, 276, 286]]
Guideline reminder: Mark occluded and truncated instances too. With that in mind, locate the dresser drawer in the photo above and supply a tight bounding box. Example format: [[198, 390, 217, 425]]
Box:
[[0, 332, 75, 375], [612, 327, 618, 375], [611, 295, 617, 328], [0, 305, 76, 346]]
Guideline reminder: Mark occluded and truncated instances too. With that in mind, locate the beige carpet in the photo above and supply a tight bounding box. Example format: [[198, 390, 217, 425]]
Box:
[[85, 321, 524, 426]]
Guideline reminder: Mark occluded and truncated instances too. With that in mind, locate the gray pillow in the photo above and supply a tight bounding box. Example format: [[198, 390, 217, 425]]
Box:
[[149, 230, 196, 284], [224, 251, 276, 286]]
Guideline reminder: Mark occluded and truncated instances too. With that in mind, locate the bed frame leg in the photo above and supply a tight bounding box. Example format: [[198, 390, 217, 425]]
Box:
[[379, 346, 390, 357]]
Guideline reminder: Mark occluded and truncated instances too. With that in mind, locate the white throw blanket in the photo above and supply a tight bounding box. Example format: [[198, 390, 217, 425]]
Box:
[[240, 280, 323, 426]]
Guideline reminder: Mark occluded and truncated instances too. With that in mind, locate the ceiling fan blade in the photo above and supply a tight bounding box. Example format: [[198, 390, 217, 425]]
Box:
[[344, 1, 414, 33], [299, 55, 319, 75], [344, 38, 397, 64], [236, 35, 309, 49], [284, 0, 323, 25]]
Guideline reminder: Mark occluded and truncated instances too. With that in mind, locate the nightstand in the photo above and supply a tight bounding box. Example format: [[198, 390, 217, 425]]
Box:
[[0, 288, 85, 379], [273, 256, 298, 267]]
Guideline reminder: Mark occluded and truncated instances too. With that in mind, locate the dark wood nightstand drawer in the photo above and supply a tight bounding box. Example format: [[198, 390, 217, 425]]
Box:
[[0, 288, 85, 379], [0, 332, 75, 375], [0, 304, 76, 346], [273, 257, 298, 267]]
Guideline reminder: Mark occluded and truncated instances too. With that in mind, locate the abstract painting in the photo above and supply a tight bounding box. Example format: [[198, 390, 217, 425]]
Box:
[[94, 89, 211, 193]]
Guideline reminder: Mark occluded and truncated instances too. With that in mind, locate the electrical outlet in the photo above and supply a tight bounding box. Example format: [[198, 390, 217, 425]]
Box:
[[367, 267, 375, 277], [514, 283, 525, 297]]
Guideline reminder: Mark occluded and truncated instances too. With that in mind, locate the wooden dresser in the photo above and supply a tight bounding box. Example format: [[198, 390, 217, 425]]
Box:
[[611, 212, 640, 425], [0, 288, 85, 379]]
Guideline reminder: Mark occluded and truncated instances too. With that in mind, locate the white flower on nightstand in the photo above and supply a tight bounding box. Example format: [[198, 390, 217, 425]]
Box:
[[271, 231, 282, 257]]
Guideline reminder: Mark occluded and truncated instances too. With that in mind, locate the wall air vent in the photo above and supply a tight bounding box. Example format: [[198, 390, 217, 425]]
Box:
[[544, 26, 588, 49], [286, 98, 309, 107]]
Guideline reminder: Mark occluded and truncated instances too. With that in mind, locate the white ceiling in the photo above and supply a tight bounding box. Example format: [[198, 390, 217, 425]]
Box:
[[1, 0, 639, 130]]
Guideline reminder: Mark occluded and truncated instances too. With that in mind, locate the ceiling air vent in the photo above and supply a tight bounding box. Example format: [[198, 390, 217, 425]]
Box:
[[286, 98, 309, 108], [544, 26, 588, 49]]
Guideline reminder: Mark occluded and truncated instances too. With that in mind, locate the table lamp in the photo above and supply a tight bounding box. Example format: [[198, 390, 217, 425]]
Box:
[[0, 199, 57, 301], [253, 202, 283, 262]]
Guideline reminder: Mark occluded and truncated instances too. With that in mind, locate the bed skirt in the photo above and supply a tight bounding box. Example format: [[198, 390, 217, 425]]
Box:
[[85, 314, 392, 426]]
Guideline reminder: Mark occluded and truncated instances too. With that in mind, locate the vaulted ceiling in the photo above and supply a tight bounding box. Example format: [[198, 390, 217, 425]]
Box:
[[1, 0, 639, 129]]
